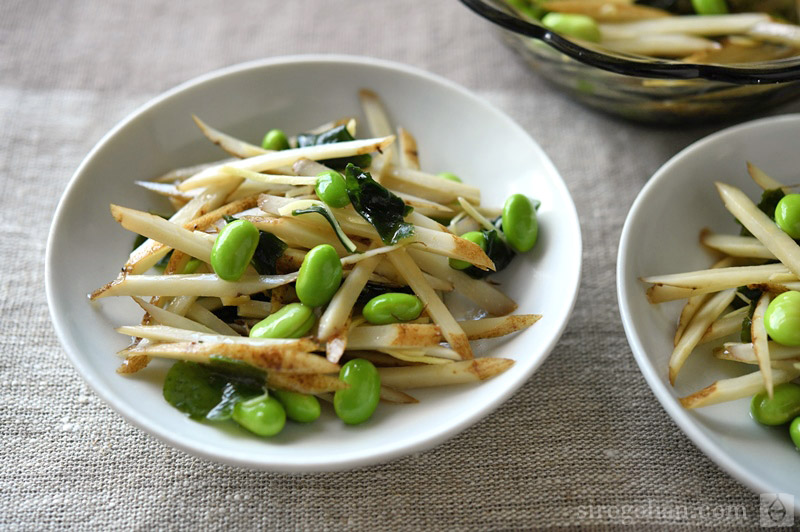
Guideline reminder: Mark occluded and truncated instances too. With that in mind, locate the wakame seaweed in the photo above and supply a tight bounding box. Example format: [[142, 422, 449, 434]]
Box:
[[251, 231, 288, 275], [344, 163, 414, 245], [465, 229, 515, 279], [296, 124, 372, 169], [739, 188, 785, 237], [356, 282, 414, 305], [163, 358, 265, 421]]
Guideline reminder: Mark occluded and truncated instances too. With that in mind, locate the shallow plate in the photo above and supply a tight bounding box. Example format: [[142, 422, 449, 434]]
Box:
[[618, 114, 800, 497], [46, 55, 582, 471]]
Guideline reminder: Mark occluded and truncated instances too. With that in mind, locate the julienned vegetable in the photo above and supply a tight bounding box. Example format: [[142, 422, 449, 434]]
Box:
[[95, 89, 545, 440], [640, 161, 800, 452]]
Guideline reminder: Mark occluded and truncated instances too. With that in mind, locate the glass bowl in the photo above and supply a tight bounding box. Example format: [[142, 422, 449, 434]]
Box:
[[461, 0, 800, 124]]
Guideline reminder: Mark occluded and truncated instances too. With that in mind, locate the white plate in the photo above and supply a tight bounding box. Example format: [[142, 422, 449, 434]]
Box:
[[618, 114, 800, 497], [46, 55, 581, 471]]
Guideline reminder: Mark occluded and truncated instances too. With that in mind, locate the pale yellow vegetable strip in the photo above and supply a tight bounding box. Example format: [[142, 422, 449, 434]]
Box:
[[716, 182, 800, 278], [379, 386, 419, 404], [599, 13, 769, 40], [153, 158, 235, 183], [378, 349, 453, 365], [669, 288, 736, 385], [674, 256, 736, 345], [111, 205, 213, 263], [192, 115, 268, 158], [387, 248, 473, 359], [751, 292, 774, 398], [237, 300, 271, 319], [698, 306, 748, 345], [267, 373, 349, 394], [318, 255, 381, 344], [371, 159, 481, 205], [700, 232, 774, 259], [347, 323, 443, 349], [125, 180, 241, 274], [642, 263, 788, 288], [679, 368, 800, 409], [601, 35, 718, 57], [457, 197, 497, 232], [714, 349, 800, 368], [178, 136, 395, 191], [220, 166, 317, 186], [398, 127, 420, 170], [458, 314, 541, 339], [406, 210, 451, 233], [541, 0, 668, 22], [394, 191, 454, 216], [408, 249, 517, 316], [130, 296, 216, 335], [747, 161, 786, 192], [722, 341, 800, 363], [185, 302, 239, 336], [359, 89, 396, 181], [377, 358, 515, 389], [748, 21, 800, 47], [119, 341, 336, 375], [248, 216, 349, 255], [372, 260, 454, 292], [91, 272, 298, 299], [135, 181, 199, 201], [226, 180, 292, 202]]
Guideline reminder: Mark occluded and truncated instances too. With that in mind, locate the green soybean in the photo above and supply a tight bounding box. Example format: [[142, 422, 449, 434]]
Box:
[[691, 0, 728, 14], [334, 359, 381, 425], [774, 194, 800, 239], [750, 382, 800, 426], [541, 13, 601, 42], [249, 303, 315, 339], [362, 293, 424, 325], [449, 231, 487, 270], [182, 258, 202, 274], [502, 194, 539, 253], [296, 244, 342, 307], [437, 172, 462, 183], [272, 389, 321, 423], [261, 129, 290, 151], [232, 395, 286, 436], [791, 417, 800, 449], [210, 219, 260, 281], [315, 170, 350, 208], [764, 291, 800, 346]]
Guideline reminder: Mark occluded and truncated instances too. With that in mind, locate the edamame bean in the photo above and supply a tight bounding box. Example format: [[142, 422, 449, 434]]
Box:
[[272, 389, 321, 423], [262, 129, 290, 151], [232, 395, 286, 436], [775, 194, 800, 239], [750, 382, 800, 426], [182, 257, 202, 274], [249, 303, 315, 339], [334, 359, 381, 425], [362, 293, 424, 325], [764, 291, 800, 346], [502, 193, 539, 253], [296, 244, 342, 307], [691, 0, 728, 14], [790, 417, 800, 449], [210, 219, 260, 281], [438, 172, 462, 183], [541, 13, 601, 42], [315, 170, 350, 208], [449, 231, 487, 270]]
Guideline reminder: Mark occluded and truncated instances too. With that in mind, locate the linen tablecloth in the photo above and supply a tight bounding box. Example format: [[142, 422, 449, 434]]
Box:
[[3, 1, 799, 529]]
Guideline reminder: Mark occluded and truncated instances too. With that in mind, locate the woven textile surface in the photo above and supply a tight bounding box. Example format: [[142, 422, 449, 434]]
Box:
[[3, 1, 799, 529]]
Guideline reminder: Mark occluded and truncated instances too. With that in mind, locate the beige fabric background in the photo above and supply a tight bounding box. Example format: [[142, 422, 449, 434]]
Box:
[[3, 1, 799, 529]]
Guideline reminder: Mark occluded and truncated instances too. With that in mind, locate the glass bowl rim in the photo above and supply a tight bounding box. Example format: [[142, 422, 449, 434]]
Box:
[[461, 0, 800, 84]]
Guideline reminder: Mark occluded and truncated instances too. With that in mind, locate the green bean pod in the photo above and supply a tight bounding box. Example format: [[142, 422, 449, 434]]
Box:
[[232, 395, 286, 437], [272, 389, 321, 423], [210, 219, 260, 281], [751, 382, 800, 426], [296, 244, 342, 307], [249, 303, 315, 339], [334, 359, 381, 425]]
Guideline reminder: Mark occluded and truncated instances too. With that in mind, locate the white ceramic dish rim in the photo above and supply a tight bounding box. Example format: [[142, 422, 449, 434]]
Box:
[[616, 113, 800, 495], [45, 54, 582, 471]]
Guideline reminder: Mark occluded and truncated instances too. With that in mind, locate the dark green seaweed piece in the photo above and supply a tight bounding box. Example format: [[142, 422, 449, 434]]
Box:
[[292, 205, 358, 253], [344, 163, 414, 245], [296, 124, 372, 169], [356, 282, 414, 305], [251, 231, 288, 275], [465, 229, 516, 279], [739, 188, 785, 236]]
